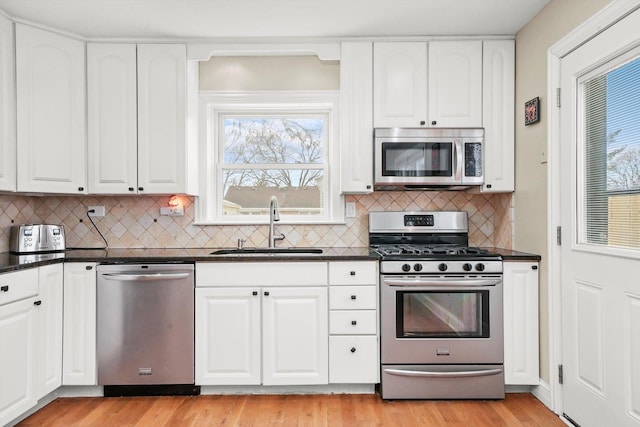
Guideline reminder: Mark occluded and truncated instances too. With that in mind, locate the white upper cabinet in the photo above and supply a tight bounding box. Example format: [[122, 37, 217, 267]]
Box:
[[137, 44, 195, 195], [340, 42, 374, 193], [373, 42, 428, 128], [15, 24, 86, 194], [482, 40, 515, 193], [428, 40, 482, 127], [373, 40, 482, 128], [87, 44, 138, 194], [0, 15, 15, 192]]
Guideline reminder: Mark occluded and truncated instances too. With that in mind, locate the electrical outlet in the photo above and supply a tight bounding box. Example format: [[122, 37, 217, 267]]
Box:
[[345, 202, 356, 218], [160, 206, 184, 216], [88, 206, 105, 217]]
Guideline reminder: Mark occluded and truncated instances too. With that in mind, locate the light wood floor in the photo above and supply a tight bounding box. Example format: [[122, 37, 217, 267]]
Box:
[[18, 393, 566, 426]]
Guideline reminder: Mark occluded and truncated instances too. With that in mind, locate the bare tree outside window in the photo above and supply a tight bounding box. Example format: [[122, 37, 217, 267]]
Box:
[[221, 116, 327, 216]]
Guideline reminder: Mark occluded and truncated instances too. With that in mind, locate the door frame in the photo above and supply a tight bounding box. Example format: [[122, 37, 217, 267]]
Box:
[[546, 0, 640, 415]]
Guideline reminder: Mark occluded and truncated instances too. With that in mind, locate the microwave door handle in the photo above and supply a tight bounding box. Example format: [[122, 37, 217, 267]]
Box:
[[454, 139, 463, 181]]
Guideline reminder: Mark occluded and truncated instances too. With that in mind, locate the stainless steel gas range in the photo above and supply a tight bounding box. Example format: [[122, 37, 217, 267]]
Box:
[[370, 211, 505, 400]]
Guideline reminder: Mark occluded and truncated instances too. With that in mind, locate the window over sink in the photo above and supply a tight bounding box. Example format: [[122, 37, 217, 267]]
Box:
[[195, 91, 343, 224]]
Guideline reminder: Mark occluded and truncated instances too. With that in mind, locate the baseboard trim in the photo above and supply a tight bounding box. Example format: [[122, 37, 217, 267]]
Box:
[[531, 380, 553, 410]]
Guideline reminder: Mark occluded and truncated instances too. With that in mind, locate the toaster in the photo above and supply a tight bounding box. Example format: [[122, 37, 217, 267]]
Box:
[[9, 224, 66, 254]]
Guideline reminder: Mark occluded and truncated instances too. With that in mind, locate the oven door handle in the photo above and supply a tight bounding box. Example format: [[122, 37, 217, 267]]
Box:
[[383, 278, 501, 288], [384, 367, 503, 379]]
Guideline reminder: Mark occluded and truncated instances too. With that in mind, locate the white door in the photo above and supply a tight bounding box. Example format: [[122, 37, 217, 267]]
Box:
[[428, 40, 482, 127], [87, 43, 138, 194], [262, 287, 328, 386], [15, 24, 86, 194], [195, 287, 261, 385], [137, 44, 188, 194], [373, 42, 428, 128], [560, 9, 640, 426], [62, 263, 97, 386]]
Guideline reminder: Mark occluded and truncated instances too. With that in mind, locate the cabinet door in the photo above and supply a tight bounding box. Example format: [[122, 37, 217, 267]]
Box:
[[15, 24, 86, 194], [428, 40, 482, 127], [262, 287, 328, 385], [137, 44, 189, 194], [195, 287, 261, 385], [503, 262, 540, 385], [36, 264, 64, 399], [0, 15, 15, 192], [482, 40, 515, 193], [87, 43, 138, 194], [0, 297, 37, 426], [340, 42, 373, 193], [373, 42, 427, 128], [62, 263, 97, 385]]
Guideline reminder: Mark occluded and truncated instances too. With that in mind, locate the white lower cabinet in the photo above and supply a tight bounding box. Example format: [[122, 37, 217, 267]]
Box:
[[0, 269, 39, 427], [503, 261, 540, 385], [328, 261, 379, 384], [36, 264, 64, 399], [62, 263, 97, 386], [195, 262, 329, 386]]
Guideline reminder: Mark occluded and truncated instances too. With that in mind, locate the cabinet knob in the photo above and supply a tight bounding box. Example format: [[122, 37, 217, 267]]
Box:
[[264, 291, 270, 296], [138, 187, 144, 191], [128, 187, 135, 192], [350, 347, 356, 353], [34, 300, 42, 306], [78, 187, 84, 192], [350, 295, 357, 300], [419, 120, 426, 126], [86, 265, 93, 270], [252, 291, 258, 296], [351, 320, 357, 325], [431, 121, 437, 126], [532, 265, 538, 270], [366, 185, 372, 190], [486, 184, 492, 189], [350, 271, 356, 276], [0, 285, 8, 292]]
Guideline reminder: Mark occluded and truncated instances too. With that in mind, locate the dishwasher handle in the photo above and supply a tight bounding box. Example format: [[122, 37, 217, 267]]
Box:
[[100, 272, 191, 282]]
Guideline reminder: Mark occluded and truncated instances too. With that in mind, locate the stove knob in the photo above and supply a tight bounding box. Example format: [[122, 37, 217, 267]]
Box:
[[413, 264, 423, 272], [438, 263, 448, 272], [463, 263, 473, 272], [475, 263, 485, 272], [402, 263, 411, 272]]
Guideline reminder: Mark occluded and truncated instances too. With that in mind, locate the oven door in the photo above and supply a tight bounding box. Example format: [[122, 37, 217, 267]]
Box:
[[381, 275, 503, 364], [374, 138, 462, 186]]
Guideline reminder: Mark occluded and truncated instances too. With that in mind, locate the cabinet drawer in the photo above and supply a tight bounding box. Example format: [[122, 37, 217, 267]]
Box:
[[330, 310, 377, 335], [196, 262, 328, 287], [329, 286, 376, 310], [329, 336, 379, 383], [0, 268, 39, 306], [329, 261, 377, 285]]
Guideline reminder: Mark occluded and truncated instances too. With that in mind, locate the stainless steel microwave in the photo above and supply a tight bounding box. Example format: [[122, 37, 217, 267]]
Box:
[[374, 128, 484, 190]]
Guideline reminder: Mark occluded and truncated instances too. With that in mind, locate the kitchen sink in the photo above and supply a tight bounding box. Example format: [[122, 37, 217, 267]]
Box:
[[210, 248, 323, 256]]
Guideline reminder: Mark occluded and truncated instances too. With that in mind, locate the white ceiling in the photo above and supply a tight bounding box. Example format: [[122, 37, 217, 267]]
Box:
[[0, 0, 550, 41]]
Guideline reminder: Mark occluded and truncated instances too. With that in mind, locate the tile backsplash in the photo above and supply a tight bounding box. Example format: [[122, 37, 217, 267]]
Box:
[[0, 191, 512, 253]]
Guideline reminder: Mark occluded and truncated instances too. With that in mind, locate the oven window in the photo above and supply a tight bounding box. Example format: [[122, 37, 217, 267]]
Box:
[[382, 142, 453, 177], [396, 290, 490, 338]]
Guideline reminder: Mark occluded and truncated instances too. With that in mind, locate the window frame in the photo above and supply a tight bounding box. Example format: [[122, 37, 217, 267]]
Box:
[[195, 91, 343, 225]]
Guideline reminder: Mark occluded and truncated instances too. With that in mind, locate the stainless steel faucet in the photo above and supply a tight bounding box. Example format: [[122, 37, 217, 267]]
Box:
[[268, 196, 286, 248]]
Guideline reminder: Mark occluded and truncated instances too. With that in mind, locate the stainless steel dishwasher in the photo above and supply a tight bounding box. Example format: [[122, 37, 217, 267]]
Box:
[[96, 263, 197, 396]]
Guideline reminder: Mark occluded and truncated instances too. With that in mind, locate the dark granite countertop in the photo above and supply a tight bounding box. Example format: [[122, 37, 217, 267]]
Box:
[[483, 247, 542, 261], [0, 247, 379, 274]]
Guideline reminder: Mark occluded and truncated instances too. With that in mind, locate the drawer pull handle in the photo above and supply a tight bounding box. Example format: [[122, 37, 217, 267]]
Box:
[[350, 271, 356, 276], [351, 320, 357, 325], [0, 285, 8, 292], [350, 295, 356, 300], [350, 347, 356, 353], [264, 291, 270, 296], [34, 300, 42, 306], [252, 291, 258, 296]]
